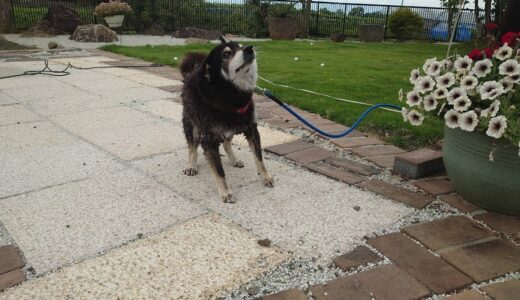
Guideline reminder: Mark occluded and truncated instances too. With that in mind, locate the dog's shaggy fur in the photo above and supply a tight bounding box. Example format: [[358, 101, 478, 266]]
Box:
[[180, 38, 273, 203]]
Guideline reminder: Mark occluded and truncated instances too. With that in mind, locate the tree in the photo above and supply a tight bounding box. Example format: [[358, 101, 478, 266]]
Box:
[[300, 0, 312, 38], [501, 0, 520, 33], [349, 7, 365, 17], [0, 0, 14, 33], [440, 0, 468, 40]]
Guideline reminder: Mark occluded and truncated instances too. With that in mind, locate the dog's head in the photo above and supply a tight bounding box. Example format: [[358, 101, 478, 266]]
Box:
[[203, 36, 258, 92]]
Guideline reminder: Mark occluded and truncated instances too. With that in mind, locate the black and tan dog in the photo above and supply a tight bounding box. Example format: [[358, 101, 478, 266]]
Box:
[[180, 37, 274, 203]]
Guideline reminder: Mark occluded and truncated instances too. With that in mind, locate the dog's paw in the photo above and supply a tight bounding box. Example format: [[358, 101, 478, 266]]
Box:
[[183, 168, 198, 176], [222, 193, 237, 203], [262, 176, 275, 188], [232, 160, 245, 168]]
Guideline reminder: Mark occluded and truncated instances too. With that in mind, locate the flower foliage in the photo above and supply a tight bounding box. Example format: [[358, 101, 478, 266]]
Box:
[[94, 0, 133, 17], [399, 33, 520, 155]]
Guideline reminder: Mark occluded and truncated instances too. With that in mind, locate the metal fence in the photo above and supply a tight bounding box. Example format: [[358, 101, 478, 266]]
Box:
[[10, 0, 481, 41]]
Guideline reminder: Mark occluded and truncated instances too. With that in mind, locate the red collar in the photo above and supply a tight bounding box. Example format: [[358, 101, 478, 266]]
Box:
[[236, 100, 252, 114]]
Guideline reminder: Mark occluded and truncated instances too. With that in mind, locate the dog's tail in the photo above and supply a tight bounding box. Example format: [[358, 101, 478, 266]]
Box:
[[180, 53, 207, 79]]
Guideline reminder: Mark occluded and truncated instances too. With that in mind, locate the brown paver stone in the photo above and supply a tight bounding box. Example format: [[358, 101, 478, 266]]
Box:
[[263, 117, 297, 129], [333, 245, 380, 271], [368, 233, 473, 294], [0, 269, 25, 291], [394, 148, 444, 179], [331, 137, 385, 148], [257, 288, 307, 300], [350, 145, 406, 157], [474, 212, 520, 241], [446, 290, 490, 300], [402, 216, 495, 251], [310, 264, 430, 300], [359, 180, 433, 209], [367, 154, 397, 168], [0, 246, 24, 275], [441, 239, 520, 282], [439, 194, 479, 213], [264, 140, 314, 156], [157, 85, 183, 93], [414, 178, 455, 195], [307, 162, 365, 185], [285, 147, 334, 165], [325, 157, 380, 176], [481, 279, 520, 300]]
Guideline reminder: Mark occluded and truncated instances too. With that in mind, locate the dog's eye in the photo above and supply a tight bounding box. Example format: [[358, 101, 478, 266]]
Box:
[[223, 51, 232, 58]]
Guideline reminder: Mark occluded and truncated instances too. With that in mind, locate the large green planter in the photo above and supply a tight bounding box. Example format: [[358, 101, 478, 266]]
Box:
[[443, 126, 520, 216]]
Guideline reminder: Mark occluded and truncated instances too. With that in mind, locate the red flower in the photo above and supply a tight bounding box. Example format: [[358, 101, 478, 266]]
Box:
[[468, 49, 483, 61], [483, 48, 493, 58], [501, 32, 520, 46], [486, 22, 498, 31]]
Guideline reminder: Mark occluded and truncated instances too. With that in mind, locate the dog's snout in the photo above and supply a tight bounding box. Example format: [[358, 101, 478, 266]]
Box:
[[243, 45, 254, 54]]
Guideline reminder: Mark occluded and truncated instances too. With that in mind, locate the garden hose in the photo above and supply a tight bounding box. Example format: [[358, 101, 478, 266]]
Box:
[[254, 86, 402, 139]]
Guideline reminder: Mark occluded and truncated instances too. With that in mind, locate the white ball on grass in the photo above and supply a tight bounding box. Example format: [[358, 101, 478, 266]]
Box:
[[294, 57, 299, 61]]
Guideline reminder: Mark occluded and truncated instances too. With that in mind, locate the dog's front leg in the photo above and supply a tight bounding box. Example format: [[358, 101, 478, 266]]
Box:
[[223, 138, 244, 168], [202, 139, 236, 203], [245, 126, 274, 187]]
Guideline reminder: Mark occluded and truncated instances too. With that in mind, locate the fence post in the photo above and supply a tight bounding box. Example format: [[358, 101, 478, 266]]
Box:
[[0, 0, 14, 33], [342, 4, 347, 35], [315, 2, 319, 36], [383, 6, 390, 40]]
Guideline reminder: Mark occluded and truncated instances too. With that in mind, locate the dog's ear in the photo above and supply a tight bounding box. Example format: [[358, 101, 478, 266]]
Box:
[[219, 35, 231, 44]]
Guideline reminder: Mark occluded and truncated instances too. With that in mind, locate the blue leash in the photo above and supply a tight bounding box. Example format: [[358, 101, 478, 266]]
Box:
[[254, 87, 402, 139]]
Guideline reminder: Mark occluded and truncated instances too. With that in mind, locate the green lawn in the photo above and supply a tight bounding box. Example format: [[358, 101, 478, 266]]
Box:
[[101, 40, 475, 149]]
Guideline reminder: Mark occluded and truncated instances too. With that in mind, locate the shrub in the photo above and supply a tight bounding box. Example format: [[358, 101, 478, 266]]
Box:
[[94, 0, 133, 18], [388, 8, 424, 41]]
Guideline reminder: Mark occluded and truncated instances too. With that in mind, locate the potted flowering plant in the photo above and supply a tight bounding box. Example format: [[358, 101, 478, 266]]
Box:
[[399, 32, 520, 216], [94, 0, 132, 28]]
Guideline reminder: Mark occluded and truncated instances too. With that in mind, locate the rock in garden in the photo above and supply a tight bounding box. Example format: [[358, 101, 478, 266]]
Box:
[[142, 23, 165, 36], [331, 33, 346, 42], [71, 24, 118, 43], [172, 27, 223, 40], [22, 5, 82, 37], [267, 17, 300, 40], [48, 41, 58, 49]]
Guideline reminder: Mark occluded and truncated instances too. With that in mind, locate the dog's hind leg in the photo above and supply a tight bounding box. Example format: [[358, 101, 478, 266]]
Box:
[[223, 138, 244, 168], [245, 126, 274, 187], [202, 139, 236, 203], [182, 119, 200, 176]]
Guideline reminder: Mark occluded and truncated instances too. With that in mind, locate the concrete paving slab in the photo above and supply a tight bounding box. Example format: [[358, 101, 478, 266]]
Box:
[[0, 213, 288, 299], [0, 92, 18, 106], [94, 66, 151, 77], [201, 166, 414, 261], [124, 73, 181, 87], [66, 76, 145, 95], [79, 122, 186, 161], [49, 58, 109, 68], [232, 125, 299, 148], [2, 81, 93, 102], [131, 148, 289, 201], [132, 99, 183, 123], [0, 170, 206, 275], [0, 121, 76, 152], [49, 106, 159, 135], [27, 94, 122, 116], [0, 105, 42, 126], [96, 86, 174, 103]]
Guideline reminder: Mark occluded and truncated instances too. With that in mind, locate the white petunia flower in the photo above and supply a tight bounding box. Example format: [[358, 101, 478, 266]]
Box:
[[433, 87, 448, 99], [453, 96, 472, 112], [499, 59, 520, 76], [407, 110, 424, 126], [480, 107, 491, 118], [406, 91, 422, 107], [479, 81, 504, 100], [444, 109, 460, 128], [494, 43, 513, 61], [472, 59, 493, 78], [398, 89, 404, 101], [446, 87, 467, 104], [415, 76, 435, 93], [459, 110, 479, 132], [436, 72, 455, 88], [500, 78, 514, 92], [486, 115, 508, 139], [460, 75, 478, 90], [423, 58, 437, 73], [401, 107, 409, 122], [423, 94, 438, 111], [507, 74, 520, 83], [427, 60, 442, 77], [441, 59, 454, 71], [489, 100, 501, 117], [454, 56, 472, 73], [409, 68, 420, 84]]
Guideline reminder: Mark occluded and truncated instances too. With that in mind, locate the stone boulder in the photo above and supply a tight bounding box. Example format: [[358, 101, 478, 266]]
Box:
[[142, 23, 165, 36], [267, 17, 300, 40], [22, 5, 82, 37], [172, 27, 223, 40], [331, 33, 346, 42], [359, 24, 384, 42], [71, 24, 118, 43]]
